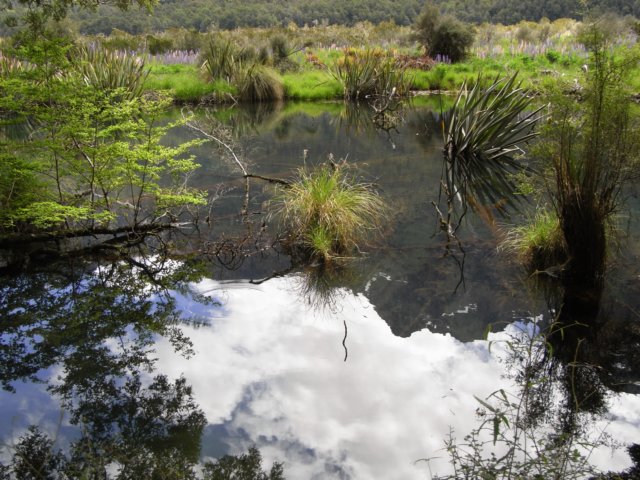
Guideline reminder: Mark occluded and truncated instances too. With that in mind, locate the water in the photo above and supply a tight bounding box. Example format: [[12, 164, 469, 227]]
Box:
[[1, 100, 639, 479]]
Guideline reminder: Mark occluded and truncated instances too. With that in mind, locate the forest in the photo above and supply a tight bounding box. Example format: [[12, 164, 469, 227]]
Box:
[[1, 0, 640, 34]]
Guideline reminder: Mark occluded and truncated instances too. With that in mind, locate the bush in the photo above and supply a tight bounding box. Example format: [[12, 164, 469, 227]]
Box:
[[72, 44, 149, 99], [332, 47, 410, 100], [413, 2, 474, 63]]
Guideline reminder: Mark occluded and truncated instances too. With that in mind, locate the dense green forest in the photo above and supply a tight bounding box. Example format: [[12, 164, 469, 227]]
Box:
[[2, 0, 639, 35]]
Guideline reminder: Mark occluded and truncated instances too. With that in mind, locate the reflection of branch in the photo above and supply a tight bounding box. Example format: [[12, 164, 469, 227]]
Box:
[[183, 114, 248, 176], [249, 265, 295, 285], [342, 320, 348, 362]]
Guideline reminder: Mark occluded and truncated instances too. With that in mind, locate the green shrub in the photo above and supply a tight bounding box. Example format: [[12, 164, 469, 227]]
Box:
[[545, 50, 560, 63], [274, 162, 388, 261], [332, 47, 409, 100], [201, 37, 238, 83], [413, 2, 474, 63], [146, 34, 174, 55]]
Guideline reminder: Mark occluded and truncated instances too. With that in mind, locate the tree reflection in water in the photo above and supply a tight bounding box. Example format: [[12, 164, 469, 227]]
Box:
[[0, 245, 213, 478], [433, 268, 640, 479]]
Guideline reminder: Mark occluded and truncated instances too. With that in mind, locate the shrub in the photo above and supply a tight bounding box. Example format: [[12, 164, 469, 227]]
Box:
[[413, 2, 475, 63], [273, 162, 388, 261], [332, 47, 410, 100], [539, 21, 640, 282], [545, 50, 560, 63], [146, 34, 174, 55], [200, 36, 241, 83]]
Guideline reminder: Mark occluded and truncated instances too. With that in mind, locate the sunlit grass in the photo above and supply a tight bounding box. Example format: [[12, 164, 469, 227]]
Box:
[[501, 209, 566, 271], [146, 65, 237, 102], [274, 163, 388, 261], [282, 70, 342, 100]]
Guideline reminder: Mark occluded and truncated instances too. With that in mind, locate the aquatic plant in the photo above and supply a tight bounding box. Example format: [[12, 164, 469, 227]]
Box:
[[538, 20, 640, 282], [430, 320, 612, 480], [439, 73, 544, 235], [234, 64, 284, 103], [274, 161, 387, 261], [500, 208, 566, 272]]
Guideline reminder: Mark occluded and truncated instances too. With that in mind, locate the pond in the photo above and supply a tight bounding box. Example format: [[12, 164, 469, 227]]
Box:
[[1, 100, 639, 479]]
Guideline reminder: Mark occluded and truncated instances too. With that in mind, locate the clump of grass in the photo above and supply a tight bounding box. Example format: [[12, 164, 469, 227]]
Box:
[[145, 64, 230, 102], [501, 209, 566, 272], [234, 64, 284, 102], [274, 162, 388, 262], [282, 70, 342, 100]]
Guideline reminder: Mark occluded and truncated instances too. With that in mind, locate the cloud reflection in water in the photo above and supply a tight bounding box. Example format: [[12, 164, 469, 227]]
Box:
[[158, 275, 514, 479]]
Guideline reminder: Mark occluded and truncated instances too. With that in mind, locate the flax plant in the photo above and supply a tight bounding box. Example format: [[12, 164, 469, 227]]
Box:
[[332, 47, 410, 101], [440, 73, 544, 234], [73, 44, 149, 99]]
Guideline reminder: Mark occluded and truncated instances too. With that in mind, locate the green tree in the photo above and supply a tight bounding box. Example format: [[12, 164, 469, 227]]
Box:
[[538, 20, 640, 283], [412, 2, 474, 63], [0, 34, 205, 237]]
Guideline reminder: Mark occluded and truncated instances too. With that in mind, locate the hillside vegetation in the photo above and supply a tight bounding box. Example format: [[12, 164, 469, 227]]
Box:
[[1, 0, 638, 35]]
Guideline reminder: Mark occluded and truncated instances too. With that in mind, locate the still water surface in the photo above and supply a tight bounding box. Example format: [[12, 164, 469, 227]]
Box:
[[1, 101, 639, 478]]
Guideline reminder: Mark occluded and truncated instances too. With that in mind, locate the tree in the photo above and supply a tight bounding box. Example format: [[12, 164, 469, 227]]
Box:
[[0, 34, 205, 240], [412, 1, 474, 63], [538, 19, 640, 283]]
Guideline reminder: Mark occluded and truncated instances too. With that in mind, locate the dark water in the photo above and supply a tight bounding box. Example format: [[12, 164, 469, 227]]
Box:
[[1, 101, 639, 478]]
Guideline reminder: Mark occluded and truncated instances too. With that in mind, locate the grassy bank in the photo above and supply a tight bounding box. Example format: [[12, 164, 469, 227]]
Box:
[[144, 53, 587, 103], [135, 20, 637, 103]]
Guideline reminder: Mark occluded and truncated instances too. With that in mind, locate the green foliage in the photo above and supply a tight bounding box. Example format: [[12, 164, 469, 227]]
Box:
[[281, 70, 342, 100], [72, 44, 149, 99], [200, 36, 242, 83], [413, 2, 475, 63], [235, 64, 284, 102], [501, 208, 566, 271], [332, 47, 410, 100], [204, 446, 285, 480], [443, 73, 544, 219], [538, 21, 640, 280], [0, 36, 205, 235], [274, 161, 388, 261]]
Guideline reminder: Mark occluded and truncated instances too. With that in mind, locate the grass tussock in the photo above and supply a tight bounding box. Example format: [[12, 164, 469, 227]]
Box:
[[501, 209, 566, 272], [235, 64, 284, 102], [274, 161, 388, 261]]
